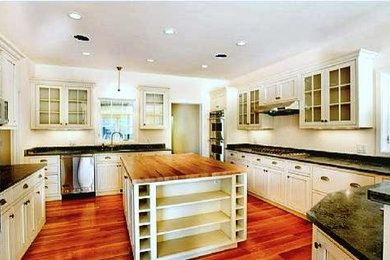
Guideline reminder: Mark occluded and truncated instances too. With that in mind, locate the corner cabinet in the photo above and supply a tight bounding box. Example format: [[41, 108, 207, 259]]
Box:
[[300, 49, 377, 129], [31, 79, 93, 130], [139, 86, 169, 130], [238, 89, 273, 130]]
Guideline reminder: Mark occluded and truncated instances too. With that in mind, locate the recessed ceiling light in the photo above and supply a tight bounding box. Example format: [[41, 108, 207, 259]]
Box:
[[215, 53, 228, 59], [82, 52, 90, 56], [201, 64, 208, 69], [74, 35, 90, 42], [236, 40, 247, 47], [68, 12, 82, 20], [163, 28, 176, 35], [146, 58, 155, 63]]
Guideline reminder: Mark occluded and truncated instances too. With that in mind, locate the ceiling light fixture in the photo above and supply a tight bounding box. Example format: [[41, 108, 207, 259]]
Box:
[[236, 40, 247, 47], [146, 58, 155, 63], [215, 53, 228, 59], [163, 28, 176, 35], [201, 64, 208, 69], [68, 12, 82, 20], [74, 35, 90, 42], [82, 52, 90, 56], [117, 66, 122, 92]]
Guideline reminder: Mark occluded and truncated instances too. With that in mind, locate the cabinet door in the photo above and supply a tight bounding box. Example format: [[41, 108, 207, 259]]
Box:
[[277, 79, 296, 100], [1, 208, 14, 260], [247, 165, 255, 193], [2, 54, 17, 127], [34, 183, 46, 229], [253, 165, 268, 198], [36, 85, 63, 127], [142, 91, 166, 129], [24, 193, 36, 244], [313, 228, 355, 260], [267, 168, 285, 205], [238, 92, 248, 127], [263, 84, 276, 104], [97, 163, 122, 194], [249, 89, 261, 126], [326, 61, 355, 126], [66, 87, 90, 128], [14, 199, 26, 258], [302, 72, 324, 126], [286, 173, 311, 214]]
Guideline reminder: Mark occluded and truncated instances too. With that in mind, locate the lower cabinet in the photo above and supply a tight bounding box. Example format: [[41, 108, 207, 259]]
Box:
[[96, 162, 122, 195], [0, 169, 46, 260], [253, 165, 268, 198], [285, 172, 312, 214], [312, 225, 356, 260], [267, 168, 285, 205]]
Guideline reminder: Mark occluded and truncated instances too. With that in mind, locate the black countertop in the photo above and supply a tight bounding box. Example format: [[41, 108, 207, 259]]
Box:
[[368, 183, 390, 205], [0, 164, 46, 193], [24, 143, 171, 156], [226, 143, 390, 176], [307, 183, 385, 260]]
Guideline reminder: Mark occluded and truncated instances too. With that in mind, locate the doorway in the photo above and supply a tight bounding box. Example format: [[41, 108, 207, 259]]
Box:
[[171, 103, 201, 154]]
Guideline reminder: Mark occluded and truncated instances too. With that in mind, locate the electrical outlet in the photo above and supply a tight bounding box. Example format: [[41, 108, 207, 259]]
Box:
[[356, 144, 368, 154]]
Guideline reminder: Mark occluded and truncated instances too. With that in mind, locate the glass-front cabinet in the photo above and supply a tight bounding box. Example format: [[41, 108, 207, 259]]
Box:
[[32, 80, 93, 129], [249, 89, 260, 125], [238, 92, 248, 128], [139, 87, 169, 129], [300, 49, 375, 129]]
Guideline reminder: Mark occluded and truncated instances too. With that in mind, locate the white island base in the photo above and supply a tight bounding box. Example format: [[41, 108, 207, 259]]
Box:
[[123, 173, 247, 260]]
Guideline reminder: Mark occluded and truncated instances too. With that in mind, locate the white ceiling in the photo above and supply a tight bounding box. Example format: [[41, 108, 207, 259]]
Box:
[[0, 2, 390, 79]]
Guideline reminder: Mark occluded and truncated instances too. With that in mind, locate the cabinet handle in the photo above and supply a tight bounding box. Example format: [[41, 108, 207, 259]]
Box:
[[44, 168, 48, 171], [0, 199, 7, 206], [45, 177, 48, 180], [60, 123, 63, 125], [36, 191, 41, 194], [124, 176, 128, 179], [241, 155, 245, 158], [23, 184, 29, 189], [314, 242, 322, 249], [105, 156, 111, 160], [246, 165, 249, 168], [350, 183, 361, 189], [275, 96, 281, 100], [287, 176, 290, 179], [320, 176, 330, 182], [39, 174, 43, 178], [230, 161, 235, 164], [9, 214, 15, 219], [230, 153, 234, 156], [272, 161, 277, 165], [256, 158, 261, 161], [45, 186, 48, 189], [40, 159, 47, 163], [65, 123, 68, 125], [294, 165, 302, 170]]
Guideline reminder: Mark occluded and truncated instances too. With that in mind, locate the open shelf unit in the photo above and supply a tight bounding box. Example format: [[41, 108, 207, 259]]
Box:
[[234, 174, 247, 242]]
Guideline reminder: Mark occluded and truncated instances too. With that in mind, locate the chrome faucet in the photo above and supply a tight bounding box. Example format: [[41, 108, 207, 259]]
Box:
[[110, 131, 123, 146]]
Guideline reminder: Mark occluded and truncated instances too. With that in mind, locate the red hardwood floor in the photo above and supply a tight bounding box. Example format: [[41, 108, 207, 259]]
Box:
[[23, 195, 312, 260]]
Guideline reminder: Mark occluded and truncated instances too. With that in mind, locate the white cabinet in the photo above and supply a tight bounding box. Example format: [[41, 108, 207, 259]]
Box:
[[139, 86, 169, 129], [23, 192, 36, 244], [210, 88, 226, 111], [238, 90, 273, 130], [96, 162, 122, 195], [312, 225, 356, 260], [261, 77, 297, 105], [253, 165, 268, 198], [31, 79, 93, 130], [285, 172, 312, 214], [267, 167, 285, 205], [34, 183, 45, 230], [300, 49, 377, 129], [1, 208, 14, 260]]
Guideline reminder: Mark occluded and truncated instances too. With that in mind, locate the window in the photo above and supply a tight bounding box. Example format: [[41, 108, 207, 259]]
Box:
[[99, 99, 135, 142]]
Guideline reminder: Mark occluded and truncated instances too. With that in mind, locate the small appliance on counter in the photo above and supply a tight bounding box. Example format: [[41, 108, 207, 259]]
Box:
[[0, 98, 9, 126], [209, 110, 224, 161], [60, 154, 95, 198]]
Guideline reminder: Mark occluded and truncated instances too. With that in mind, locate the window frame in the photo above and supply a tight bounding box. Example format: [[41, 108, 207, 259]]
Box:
[[98, 98, 136, 144]]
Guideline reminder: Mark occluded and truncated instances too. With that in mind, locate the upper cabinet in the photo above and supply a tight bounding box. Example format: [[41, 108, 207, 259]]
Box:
[[139, 86, 169, 130], [300, 49, 377, 129], [31, 79, 93, 130], [210, 88, 226, 111], [262, 77, 297, 105]]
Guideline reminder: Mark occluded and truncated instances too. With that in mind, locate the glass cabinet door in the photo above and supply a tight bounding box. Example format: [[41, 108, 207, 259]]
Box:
[[144, 92, 164, 128], [250, 89, 260, 125], [328, 63, 353, 122], [304, 73, 322, 123], [38, 86, 61, 126], [68, 88, 89, 126], [238, 92, 248, 127]]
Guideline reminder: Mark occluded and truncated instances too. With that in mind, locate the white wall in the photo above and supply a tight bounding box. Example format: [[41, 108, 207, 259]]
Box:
[[17, 63, 227, 160], [229, 19, 390, 155]]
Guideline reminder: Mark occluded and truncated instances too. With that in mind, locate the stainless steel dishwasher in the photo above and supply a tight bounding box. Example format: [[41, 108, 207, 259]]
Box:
[[60, 154, 95, 198]]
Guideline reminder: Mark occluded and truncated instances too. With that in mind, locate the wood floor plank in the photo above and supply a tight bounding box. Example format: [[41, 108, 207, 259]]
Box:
[[23, 194, 312, 260]]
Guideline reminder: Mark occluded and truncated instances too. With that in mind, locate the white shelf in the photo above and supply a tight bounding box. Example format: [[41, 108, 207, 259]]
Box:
[[140, 239, 151, 252], [140, 226, 150, 239], [157, 211, 230, 235], [156, 191, 230, 209], [157, 230, 233, 259]]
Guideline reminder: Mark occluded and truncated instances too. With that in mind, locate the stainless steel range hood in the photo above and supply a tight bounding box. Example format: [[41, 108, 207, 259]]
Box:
[[257, 98, 299, 116]]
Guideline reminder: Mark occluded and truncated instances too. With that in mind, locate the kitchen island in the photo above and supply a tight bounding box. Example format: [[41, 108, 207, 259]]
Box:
[[121, 153, 247, 260]]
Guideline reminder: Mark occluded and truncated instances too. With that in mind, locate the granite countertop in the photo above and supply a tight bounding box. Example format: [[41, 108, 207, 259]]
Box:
[[0, 164, 46, 193], [368, 182, 390, 205], [24, 143, 171, 156], [121, 153, 245, 184], [307, 183, 385, 260], [226, 143, 390, 176]]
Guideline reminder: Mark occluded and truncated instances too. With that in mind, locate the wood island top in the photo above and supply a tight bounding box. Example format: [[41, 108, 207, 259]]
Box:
[[121, 153, 245, 184]]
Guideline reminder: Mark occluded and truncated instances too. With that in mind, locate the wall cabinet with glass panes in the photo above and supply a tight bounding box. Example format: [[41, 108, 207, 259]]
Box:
[[31, 80, 93, 129], [238, 89, 273, 130], [300, 49, 377, 129], [139, 86, 169, 129]]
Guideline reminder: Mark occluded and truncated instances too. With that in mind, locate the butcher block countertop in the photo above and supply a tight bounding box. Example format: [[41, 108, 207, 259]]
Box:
[[121, 153, 245, 184]]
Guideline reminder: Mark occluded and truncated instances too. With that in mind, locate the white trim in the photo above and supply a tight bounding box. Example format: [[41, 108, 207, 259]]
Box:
[[0, 32, 24, 60]]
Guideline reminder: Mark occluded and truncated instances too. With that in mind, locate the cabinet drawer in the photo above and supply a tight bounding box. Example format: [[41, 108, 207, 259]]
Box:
[[45, 175, 60, 195], [226, 150, 238, 160], [31, 169, 45, 187], [43, 165, 59, 175], [13, 175, 35, 199], [28, 156, 59, 165], [286, 161, 312, 176], [313, 166, 375, 194], [96, 154, 120, 163], [262, 157, 285, 169], [0, 188, 13, 212]]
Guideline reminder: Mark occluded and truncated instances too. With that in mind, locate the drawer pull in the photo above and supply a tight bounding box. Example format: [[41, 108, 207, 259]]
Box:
[[45, 177, 48, 180], [105, 156, 111, 160], [314, 242, 322, 249], [230, 162, 235, 164], [230, 153, 234, 156], [246, 165, 249, 168], [272, 161, 277, 165], [9, 214, 15, 219], [39, 174, 43, 178], [256, 158, 261, 161], [40, 159, 47, 163], [0, 199, 7, 206], [320, 176, 329, 182], [124, 176, 128, 179], [44, 168, 48, 171], [36, 191, 41, 194], [294, 165, 301, 170], [275, 96, 281, 100], [350, 183, 361, 189], [45, 186, 48, 189], [23, 184, 29, 189], [241, 155, 245, 158]]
